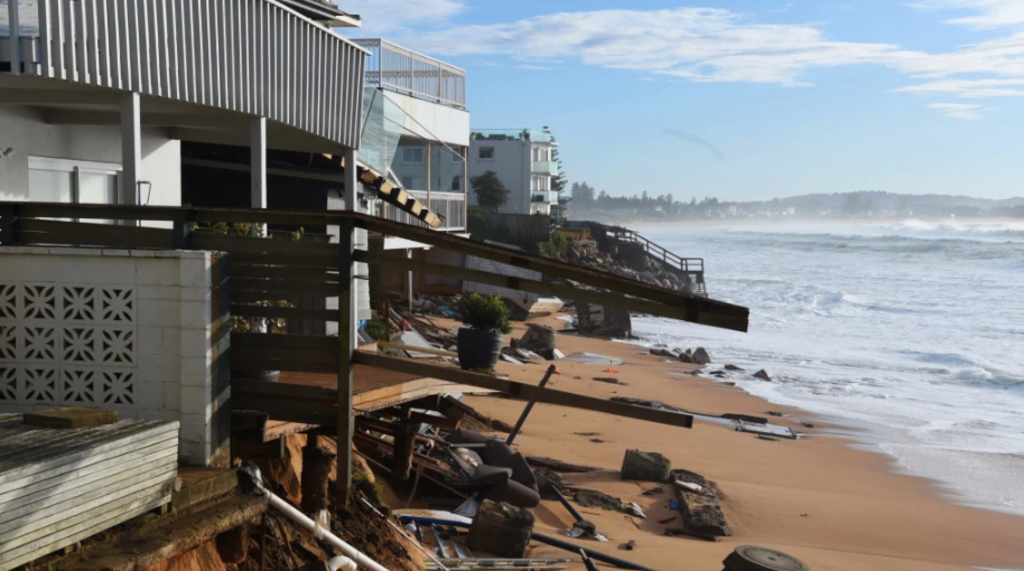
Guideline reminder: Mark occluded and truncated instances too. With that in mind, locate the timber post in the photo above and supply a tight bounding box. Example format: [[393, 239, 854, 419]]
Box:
[[391, 423, 417, 484], [336, 216, 356, 507], [0, 203, 20, 245]]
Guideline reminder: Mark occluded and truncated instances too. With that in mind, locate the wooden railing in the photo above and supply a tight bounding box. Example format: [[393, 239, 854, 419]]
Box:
[[0, 201, 748, 504], [352, 38, 466, 110], [2, 0, 368, 148]]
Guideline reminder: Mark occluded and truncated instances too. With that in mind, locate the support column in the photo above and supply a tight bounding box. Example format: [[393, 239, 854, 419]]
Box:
[[250, 117, 267, 209], [425, 142, 432, 207], [391, 423, 416, 485], [406, 248, 413, 313], [462, 146, 469, 230], [120, 92, 142, 207], [8, 0, 20, 75], [336, 147, 358, 507]]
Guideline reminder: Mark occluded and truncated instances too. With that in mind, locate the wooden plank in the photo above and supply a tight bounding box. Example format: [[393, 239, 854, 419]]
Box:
[[230, 304, 338, 322], [354, 353, 695, 429], [228, 253, 339, 270], [0, 421, 178, 485], [0, 459, 177, 542], [228, 265, 337, 280], [231, 332, 337, 350], [192, 233, 336, 258], [0, 492, 170, 569], [231, 277, 340, 296], [0, 436, 178, 508], [13, 202, 182, 222], [19, 218, 173, 249], [355, 251, 746, 331], [0, 486, 170, 555], [378, 342, 457, 358], [351, 212, 749, 326], [231, 349, 339, 374]]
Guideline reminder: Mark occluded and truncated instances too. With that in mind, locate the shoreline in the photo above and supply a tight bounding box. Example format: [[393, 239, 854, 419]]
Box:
[[441, 315, 1024, 571]]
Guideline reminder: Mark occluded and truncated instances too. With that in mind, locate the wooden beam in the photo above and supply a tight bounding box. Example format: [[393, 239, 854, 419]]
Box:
[[353, 250, 746, 331], [353, 353, 694, 429], [349, 212, 748, 329], [230, 305, 338, 322], [378, 342, 458, 358]]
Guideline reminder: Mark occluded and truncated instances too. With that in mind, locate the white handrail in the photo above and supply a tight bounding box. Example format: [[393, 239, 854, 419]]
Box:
[[352, 38, 466, 109]]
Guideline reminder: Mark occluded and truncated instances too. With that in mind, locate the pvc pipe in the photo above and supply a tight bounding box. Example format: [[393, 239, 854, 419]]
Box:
[[329, 556, 357, 571], [265, 492, 379, 571]]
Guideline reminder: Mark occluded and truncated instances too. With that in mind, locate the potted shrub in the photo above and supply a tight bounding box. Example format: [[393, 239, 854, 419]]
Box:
[[458, 293, 512, 371]]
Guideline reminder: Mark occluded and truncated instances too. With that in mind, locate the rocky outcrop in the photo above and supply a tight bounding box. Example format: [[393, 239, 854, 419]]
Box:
[[692, 347, 712, 365], [753, 369, 772, 381], [574, 489, 623, 511]]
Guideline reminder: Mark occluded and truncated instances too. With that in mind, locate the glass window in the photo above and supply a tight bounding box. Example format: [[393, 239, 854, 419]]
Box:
[[28, 169, 74, 203], [402, 147, 424, 164], [401, 176, 425, 190], [79, 172, 117, 205], [452, 176, 461, 192], [478, 147, 494, 160]]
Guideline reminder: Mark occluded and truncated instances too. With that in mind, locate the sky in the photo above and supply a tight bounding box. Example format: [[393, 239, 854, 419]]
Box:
[[336, 0, 1024, 202]]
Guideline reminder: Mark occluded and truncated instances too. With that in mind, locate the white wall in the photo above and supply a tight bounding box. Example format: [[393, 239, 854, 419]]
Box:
[[0, 106, 181, 221], [381, 91, 470, 148], [468, 138, 530, 214], [0, 247, 230, 467]]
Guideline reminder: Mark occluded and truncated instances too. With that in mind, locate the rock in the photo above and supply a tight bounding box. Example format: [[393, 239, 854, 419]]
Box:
[[621, 449, 672, 483], [671, 469, 730, 537], [692, 347, 712, 365], [753, 369, 772, 381], [724, 364, 744, 371], [572, 519, 598, 535], [575, 302, 632, 338], [534, 468, 571, 501], [677, 352, 695, 364], [466, 500, 535, 558], [574, 489, 623, 511], [592, 377, 621, 384], [518, 324, 557, 357], [526, 456, 600, 473], [767, 411, 784, 417]]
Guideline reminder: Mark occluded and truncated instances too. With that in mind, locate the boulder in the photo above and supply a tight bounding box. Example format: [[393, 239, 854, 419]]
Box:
[[724, 364, 744, 371], [621, 449, 672, 483], [692, 347, 712, 365], [466, 500, 535, 558], [677, 352, 695, 364], [753, 369, 772, 381], [534, 468, 571, 501], [574, 489, 623, 511], [518, 324, 557, 356]]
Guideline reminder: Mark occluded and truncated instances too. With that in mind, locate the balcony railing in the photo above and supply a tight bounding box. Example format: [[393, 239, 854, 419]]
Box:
[[353, 38, 466, 110], [383, 190, 465, 232], [472, 129, 552, 143], [2, 0, 367, 148], [532, 160, 558, 175]]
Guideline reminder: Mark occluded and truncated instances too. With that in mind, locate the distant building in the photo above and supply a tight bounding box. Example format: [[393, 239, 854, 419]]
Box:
[[467, 129, 560, 215]]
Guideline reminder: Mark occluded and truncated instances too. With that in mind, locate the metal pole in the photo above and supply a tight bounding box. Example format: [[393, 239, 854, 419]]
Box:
[[505, 365, 556, 445]]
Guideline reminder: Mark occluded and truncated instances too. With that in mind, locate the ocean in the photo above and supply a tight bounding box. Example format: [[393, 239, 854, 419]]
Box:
[[629, 219, 1024, 515]]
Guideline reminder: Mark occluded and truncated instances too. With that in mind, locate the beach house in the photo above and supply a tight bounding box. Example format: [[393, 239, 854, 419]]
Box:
[[468, 128, 561, 216]]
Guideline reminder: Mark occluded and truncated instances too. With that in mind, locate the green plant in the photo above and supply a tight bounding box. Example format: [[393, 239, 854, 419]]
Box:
[[462, 293, 512, 334], [363, 317, 391, 342], [538, 232, 570, 259]]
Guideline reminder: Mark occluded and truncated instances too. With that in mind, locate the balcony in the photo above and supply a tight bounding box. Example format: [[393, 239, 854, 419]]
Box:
[[384, 190, 466, 232], [532, 160, 558, 175], [471, 129, 553, 143], [531, 191, 559, 204], [353, 38, 466, 110]]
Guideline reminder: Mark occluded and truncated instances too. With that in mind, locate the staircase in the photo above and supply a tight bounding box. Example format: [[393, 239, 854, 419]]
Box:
[[569, 221, 707, 296]]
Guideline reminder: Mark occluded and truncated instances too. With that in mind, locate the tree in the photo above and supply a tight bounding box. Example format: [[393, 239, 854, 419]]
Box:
[[470, 170, 510, 212], [549, 135, 567, 193]]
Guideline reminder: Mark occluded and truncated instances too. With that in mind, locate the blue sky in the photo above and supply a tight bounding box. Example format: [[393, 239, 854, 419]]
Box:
[[341, 1, 1024, 201]]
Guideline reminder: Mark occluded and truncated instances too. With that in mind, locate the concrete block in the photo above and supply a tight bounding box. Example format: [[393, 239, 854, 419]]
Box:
[[138, 354, 181, 384], [137, 259, 181, 285], [164, 382, 182, 411], [138, 299, 183, 328], [180, 385, 213, 417], [135, 381, 165, 409], [138, 285, 182, 301], [180, 357, 214, 387]]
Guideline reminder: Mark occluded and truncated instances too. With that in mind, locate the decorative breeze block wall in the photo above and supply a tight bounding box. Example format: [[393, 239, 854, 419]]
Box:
[[0, 247, 230, 467]]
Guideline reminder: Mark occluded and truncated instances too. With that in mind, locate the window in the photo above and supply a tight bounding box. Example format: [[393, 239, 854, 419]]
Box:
[[401, 176, 425, 190], [402, 147, 424, 164], [478, 146, 495, 160], [451, 176, 461, 192], [451, 151, 463, 163], [28, 157, 119, 223]]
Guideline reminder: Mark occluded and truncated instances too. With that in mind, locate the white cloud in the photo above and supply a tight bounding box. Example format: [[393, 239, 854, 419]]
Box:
[[892, 78, 1024, 97], [913, 0, 1024, 29], [338, 0, 464, 35], [927, 102, 995, 118], [518, 64, 554, 71], [401, 8, 902, 86]]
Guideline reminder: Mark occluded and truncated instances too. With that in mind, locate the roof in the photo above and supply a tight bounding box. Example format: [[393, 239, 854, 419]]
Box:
[[277, 0, 362, 27]]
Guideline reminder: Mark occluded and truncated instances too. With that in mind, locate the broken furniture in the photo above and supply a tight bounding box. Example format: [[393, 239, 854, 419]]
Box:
[[446, 430, 541, 508]]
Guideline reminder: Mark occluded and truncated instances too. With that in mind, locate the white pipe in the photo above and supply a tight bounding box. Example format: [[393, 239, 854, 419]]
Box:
[[265, 492, 382, 571], [329, 556, 357, 571]]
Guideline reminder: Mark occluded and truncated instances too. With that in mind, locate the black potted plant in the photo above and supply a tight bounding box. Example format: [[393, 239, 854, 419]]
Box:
[[457, 293, 512, 371]]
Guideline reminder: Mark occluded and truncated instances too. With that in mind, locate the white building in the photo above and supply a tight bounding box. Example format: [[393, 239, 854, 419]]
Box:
[[467, 129, 560, 216]]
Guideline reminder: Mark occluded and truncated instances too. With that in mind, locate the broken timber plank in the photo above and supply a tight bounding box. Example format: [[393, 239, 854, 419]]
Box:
[[353, 354, 694, 429]]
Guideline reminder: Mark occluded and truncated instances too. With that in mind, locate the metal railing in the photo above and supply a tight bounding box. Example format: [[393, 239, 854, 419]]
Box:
[[2, 0, 368, 148], [383, 191, 465, 232], [352, 38, 466, 110]]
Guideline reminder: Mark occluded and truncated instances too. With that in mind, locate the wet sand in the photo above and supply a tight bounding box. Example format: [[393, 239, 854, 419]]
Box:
[[440, 316, 1024, 571]]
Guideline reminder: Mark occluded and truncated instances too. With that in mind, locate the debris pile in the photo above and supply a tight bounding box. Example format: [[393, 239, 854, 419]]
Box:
[[621, 449, 672, 483], [466, 500, 535, 558], [670, 469, 731, 538]]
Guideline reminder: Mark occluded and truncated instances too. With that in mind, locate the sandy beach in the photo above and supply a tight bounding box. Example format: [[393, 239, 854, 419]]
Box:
[[435, 315, 1024, 571]]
